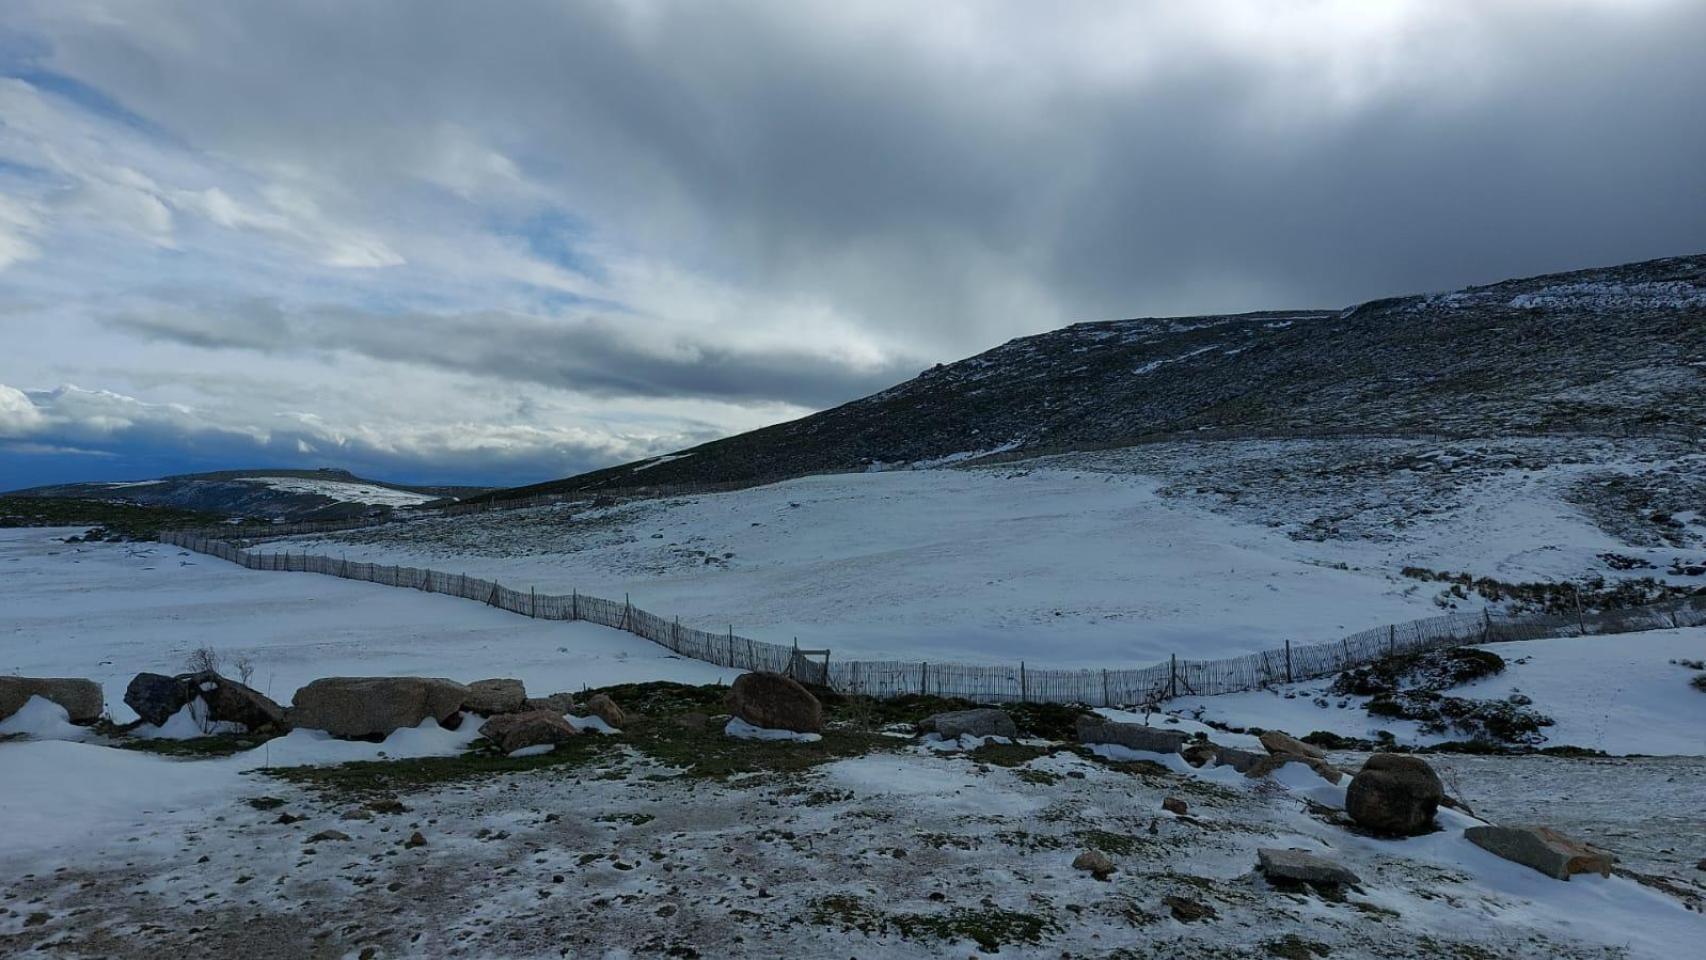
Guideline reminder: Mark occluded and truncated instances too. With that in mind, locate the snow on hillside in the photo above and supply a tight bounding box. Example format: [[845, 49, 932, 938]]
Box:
[[241, 475, 439, 507], [284, 467, 1447, 668], [0, 529, 733, 717], [1165, 627, 1706, 756], [278, 441, 1698, 670]]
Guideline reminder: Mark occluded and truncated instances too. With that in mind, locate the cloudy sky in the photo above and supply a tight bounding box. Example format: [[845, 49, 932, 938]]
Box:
[[2, 1, 1703, 490]]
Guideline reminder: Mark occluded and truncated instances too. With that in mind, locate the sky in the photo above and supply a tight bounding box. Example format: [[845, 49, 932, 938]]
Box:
[[2, 0, 1704, 490]]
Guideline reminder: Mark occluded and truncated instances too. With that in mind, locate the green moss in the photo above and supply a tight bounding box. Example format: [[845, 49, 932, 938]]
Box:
[[263, 736, 612, 797], [109, 732, 282, 758], [966, 741, 1051, 767], [805, 895, 1059, 954], [0, 496, 223, 540]]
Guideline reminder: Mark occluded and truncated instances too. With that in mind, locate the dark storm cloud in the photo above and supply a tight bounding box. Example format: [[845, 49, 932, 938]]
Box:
[[105, 301, 918, 408], [4, 1, 1705, 487]]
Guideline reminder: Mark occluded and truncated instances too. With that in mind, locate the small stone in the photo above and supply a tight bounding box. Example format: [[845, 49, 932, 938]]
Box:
[[307, 830, 351, 843], [275, 812, 306, 825], [368, 797, 408, 815], [1162, 797, 1188, 816], [403, 831, 427, 849], [1072, 850, 1116, 879], [1163, 894, 1216, 923]]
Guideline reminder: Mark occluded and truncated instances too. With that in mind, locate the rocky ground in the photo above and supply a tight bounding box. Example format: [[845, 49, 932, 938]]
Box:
[[3, 687, 1703, 959]]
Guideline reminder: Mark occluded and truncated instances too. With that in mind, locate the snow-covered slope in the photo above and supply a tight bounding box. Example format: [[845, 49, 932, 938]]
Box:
[[0, 528, 733, 718], [282, 436, 1705, 669]]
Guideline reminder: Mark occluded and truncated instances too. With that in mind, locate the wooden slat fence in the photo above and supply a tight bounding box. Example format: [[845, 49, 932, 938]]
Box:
[[161, 529, 1706, 706]]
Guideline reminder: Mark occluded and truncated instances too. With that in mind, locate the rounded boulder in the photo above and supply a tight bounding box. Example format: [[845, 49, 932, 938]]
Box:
[[1345, 753, 1443, 836], [725, 672, 823, 734]]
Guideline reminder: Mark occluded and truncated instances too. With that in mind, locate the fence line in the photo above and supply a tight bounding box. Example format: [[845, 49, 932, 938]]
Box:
[[161, 529, 1706, 707]]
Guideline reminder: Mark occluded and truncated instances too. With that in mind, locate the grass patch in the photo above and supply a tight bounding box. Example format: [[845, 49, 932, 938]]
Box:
[[108, 731, 283, 758], [0, 496, 223, 540], [263, 736, 613, 798], [625, 720, 893, 780], [805, 895, 1059, 954], [967, 741, 1051, 767]]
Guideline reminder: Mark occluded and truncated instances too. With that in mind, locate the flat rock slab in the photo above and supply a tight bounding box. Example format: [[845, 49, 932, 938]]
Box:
[[921, 708, 1017, 740], [1464, 825, 1614, 881], [1257, 848, 1360, 886], [1075, 716, 1187, 754]]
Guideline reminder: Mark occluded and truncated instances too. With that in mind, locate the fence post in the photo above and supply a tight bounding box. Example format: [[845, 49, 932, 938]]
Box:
[[673, 616, 680, 651], [1020, 661, 1027, 703], [1483, 607, 1492, 642], [1169, 654, 1178, 699], [1102, 668, 1110, 707], [1387, 624, 1395, 656], [530, 587, 537, 618], [921, 661, 929, 696], [1284, 640, 1292, 683], [572, 589, 578, 620], [1572, 586, 1586, 635]]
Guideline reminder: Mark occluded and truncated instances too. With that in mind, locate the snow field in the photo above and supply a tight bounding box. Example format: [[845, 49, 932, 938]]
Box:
[[0, 528, 736, 722]]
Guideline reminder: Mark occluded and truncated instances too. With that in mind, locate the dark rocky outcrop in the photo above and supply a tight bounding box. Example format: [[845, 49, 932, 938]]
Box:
[[290, 677, 468, 739], [1345, 754, 1443, 836], [725, 672, 822, 734], [124, 672, 192, 726], [479, 710, 577, 753], [1257, 848, 1360, 886]]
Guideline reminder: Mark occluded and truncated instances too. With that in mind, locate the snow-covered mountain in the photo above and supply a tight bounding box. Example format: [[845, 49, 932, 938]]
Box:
[[8, 468, 486, 522], [503, 254, 1706, 499]]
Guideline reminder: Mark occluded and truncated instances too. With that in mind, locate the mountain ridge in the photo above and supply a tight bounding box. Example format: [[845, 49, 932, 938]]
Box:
[[487, 253, 1706, 500]]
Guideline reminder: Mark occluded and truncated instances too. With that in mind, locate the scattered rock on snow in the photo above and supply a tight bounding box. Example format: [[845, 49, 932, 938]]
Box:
[[463, 678, 528, 715], [403, 831, 427, 849], [1260, 730, 1327, 760], [1163, 894, 1216, 922], [1245, 753, 1344, 784], [918, 707, 1017, 739], [1257, 848, 1360, 886], [582, 693, 625, 728], [307, 830, 351, 843], [123, 672, 191, 726], [1181, 742, 1219, 767], [1464, 825, 1614, 880], [726, 672, 822, 733], [1072, 850, 1116, 879], [1211, 746, 1266, 773], [1346, 754, 1443, 837], [289, 676, 468, 739], [1162, 797, 1188, 816], [1075, 715, 1188, 754], [478, 709, 577, 753], [0, 676, 103, 724]]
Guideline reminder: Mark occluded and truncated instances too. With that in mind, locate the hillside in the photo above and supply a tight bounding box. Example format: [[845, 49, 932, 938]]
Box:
[[7, 468, 487, 523], [498, 254, 1706, 499]]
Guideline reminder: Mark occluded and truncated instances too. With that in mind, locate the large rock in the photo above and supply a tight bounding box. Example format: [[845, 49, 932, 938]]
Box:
[[1257, 848, 1360, 886], [582, 693, 625, 728], [919, 708, 1017, 740], [185, 671, 287, 730], [1074, 715, 1188, 755], [725, 672, 822, 734], [1259, 730, 1327, 760], [0, 677, 103, 724], [478, 710, 577, 753], [290, 677, 469, 739], [524, 692, 576, 715], [1464, 825, 1615, 880], [124, 672, 192, 726], [1345, 754, 1443, 836], [464, 679, 528, 715]]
